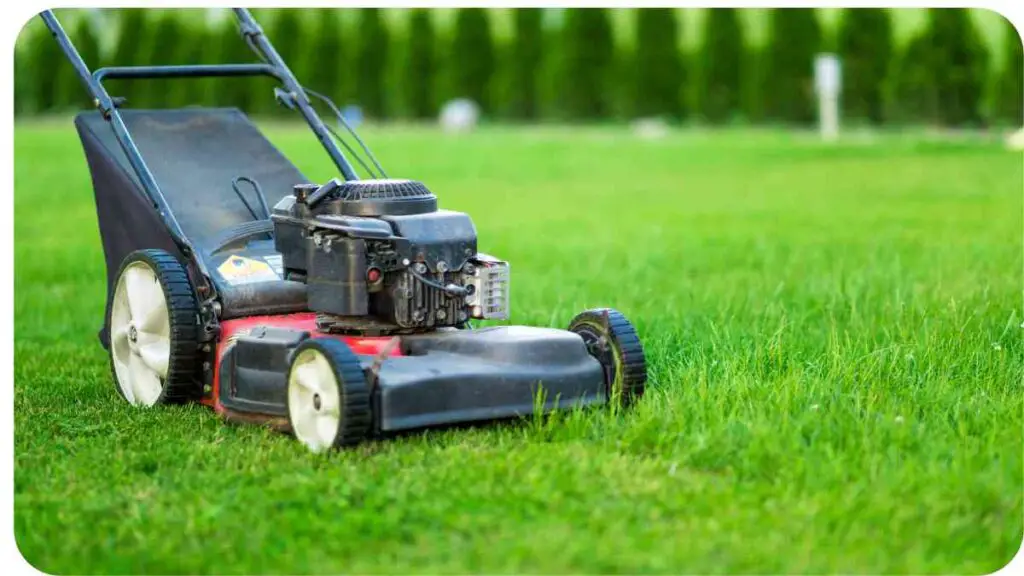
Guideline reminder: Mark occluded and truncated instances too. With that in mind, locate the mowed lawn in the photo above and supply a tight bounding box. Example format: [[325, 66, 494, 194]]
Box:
[[14, 120, 1023, 574]]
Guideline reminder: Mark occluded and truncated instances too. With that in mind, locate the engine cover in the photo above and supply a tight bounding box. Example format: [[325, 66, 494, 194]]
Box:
[[271, 178, 500, 334]]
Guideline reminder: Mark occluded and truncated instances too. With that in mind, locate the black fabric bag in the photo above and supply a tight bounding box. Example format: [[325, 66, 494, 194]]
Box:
[[75, 108, 311, 347]]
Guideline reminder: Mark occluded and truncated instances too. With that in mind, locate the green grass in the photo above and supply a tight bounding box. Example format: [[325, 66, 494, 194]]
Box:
[[14, 121, 1023, 574]]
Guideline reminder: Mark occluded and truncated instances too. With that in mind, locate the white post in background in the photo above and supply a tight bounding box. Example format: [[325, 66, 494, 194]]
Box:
[[814, 54, 842, 142]]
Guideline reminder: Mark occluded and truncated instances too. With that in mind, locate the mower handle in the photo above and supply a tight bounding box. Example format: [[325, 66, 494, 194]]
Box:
[[39, 9, 362, 186], [92, 63, 281, 83]]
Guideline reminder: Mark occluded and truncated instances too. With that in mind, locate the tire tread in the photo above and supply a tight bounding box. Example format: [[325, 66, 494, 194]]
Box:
[[109, 249, 201, 404], [287, 338, 371, 448], [569, 308, 647, 407]]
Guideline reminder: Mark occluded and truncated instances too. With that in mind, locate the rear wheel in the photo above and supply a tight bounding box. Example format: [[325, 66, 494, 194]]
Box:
[[286, 339, 371, 452], [568, 308, 647, 408], [109, 249, 201, 406]]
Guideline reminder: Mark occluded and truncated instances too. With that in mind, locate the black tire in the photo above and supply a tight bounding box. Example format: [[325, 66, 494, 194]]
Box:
[[108, 249, 201, 405], [286, 338, 372, 450], [568, 308, 647, 408]]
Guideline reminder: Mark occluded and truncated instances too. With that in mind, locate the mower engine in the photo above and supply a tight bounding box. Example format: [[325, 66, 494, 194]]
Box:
[[272, 178, 509, 334]]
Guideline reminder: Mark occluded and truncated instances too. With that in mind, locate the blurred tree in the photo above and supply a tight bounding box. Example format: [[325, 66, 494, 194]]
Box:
[[404, 9, 436, 119], [889, 30, 938, 125], [699, 8, 744, 124], [451, 8, 495, 113], [763, 8, 821, 125], [272, 9, 305, 73], [995, 16, 1023, 126], [356, 8, 389, 119], [25, 21, 66, 113], [15, 43, 32, 115], [633, 9, 684, 119], [168, 21, 211, 108], [837, 8, 893, 125], [928, 8, 989, 126], [111, 9, 151, 106], [537, 15, 563, 120], [302, 9, 346, 102], [561, 8, 615, 120], [509, 8, 543, 120], [268, 9, 305, 115], [742, 45, 767, 123], [54, 14, 101, 110], [140, 11, 187, 108], [208, 14, 257, 111]]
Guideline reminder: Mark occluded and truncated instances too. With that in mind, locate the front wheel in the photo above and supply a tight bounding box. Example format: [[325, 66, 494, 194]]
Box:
[[568, 308, 647, 408], [286, 338, 372, 452]]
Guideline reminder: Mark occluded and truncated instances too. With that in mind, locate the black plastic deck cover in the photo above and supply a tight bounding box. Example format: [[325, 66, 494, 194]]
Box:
[[375, 326, 607, 431]]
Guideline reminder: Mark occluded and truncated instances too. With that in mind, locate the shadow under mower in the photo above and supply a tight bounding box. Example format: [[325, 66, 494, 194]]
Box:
[[41, 8, 647, 451]]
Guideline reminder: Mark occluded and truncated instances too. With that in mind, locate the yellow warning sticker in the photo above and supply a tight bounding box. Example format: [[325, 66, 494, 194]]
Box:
[[217, 255, 279, 285]]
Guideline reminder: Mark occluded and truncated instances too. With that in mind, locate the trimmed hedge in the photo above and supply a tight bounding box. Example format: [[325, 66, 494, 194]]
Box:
[[928, 8, 989, 126], [633, 9, 685, 119], [890, 28, 938, 125], [404, 9, 436, 119], [995, 15, 1023, 126], [355, 8, 389, 119], [303, 9, 347, 102], [451, 9, 495, 113], [561, 8, 615, 120], [699, 8, 745, 124], [15, 7, 1022, 130], [837, 8, 893, 124], [509, 8, 543, 120], [763, 8, 822, 125]]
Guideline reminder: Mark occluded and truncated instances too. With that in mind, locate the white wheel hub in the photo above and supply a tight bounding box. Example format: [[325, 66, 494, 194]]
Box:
[[110, 262, 171, 406], [288, 348, 342, 453]]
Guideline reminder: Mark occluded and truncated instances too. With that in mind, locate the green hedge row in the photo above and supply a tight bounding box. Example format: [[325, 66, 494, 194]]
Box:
[[15, 8, 1024, 127]]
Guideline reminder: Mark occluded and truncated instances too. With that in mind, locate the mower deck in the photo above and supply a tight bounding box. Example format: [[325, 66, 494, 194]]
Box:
[[375, 326, 606, 431], [210, 313, 607, 434]]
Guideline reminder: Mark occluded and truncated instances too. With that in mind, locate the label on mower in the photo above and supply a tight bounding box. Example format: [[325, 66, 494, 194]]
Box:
[[216, 255, 280, 285], [263, 254, 284, 277]]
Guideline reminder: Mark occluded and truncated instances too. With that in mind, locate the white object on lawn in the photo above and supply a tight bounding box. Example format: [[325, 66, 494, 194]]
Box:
[[288, 347, 342, 453], [110, 262, 171, 406], [1006, 128, 1024, 150], [814, 53, 842, 142], [631, 117, 670, 140], [440, 98, 480, 133]]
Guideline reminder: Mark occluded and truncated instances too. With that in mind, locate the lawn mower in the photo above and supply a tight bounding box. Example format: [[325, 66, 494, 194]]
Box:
[[40, 8, 647, 451]]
